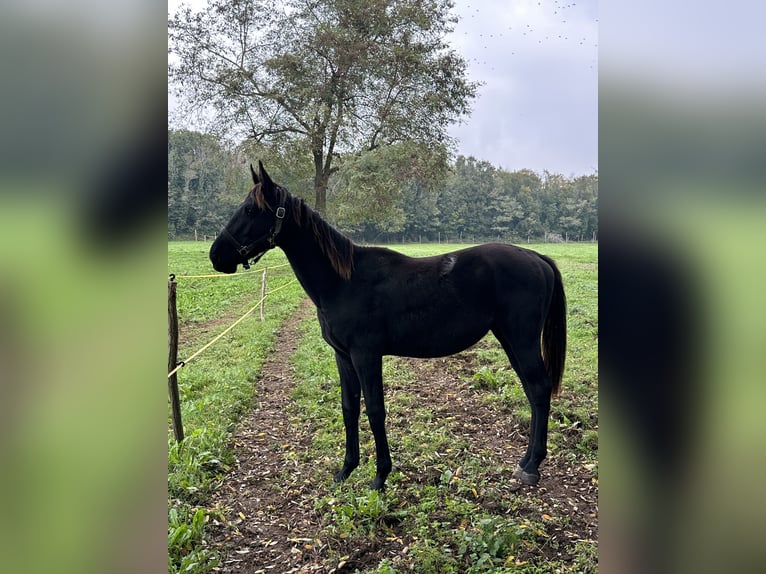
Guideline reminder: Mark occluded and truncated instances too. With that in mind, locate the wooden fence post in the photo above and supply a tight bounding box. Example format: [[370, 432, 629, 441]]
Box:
[[168, 275, 184, 442], [260, 269, 267, 321]]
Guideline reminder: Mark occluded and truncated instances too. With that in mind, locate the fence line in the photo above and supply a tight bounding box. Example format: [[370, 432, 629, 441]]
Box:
[[167, 277, 298, 379], [173, 261, 292, 280]]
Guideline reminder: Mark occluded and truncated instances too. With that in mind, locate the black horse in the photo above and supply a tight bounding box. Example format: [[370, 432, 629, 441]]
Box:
[[210, 162, 566, 490]]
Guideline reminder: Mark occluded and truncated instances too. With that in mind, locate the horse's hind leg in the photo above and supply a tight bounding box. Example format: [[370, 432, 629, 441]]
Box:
[[492, 327, 553, 485]]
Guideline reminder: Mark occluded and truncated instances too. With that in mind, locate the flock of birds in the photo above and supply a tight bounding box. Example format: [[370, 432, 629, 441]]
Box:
[[443, 1, 598, 175], [457, 0, 597, 71]]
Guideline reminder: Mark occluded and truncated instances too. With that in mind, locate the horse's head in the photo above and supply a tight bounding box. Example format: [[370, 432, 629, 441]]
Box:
[[209, 161, 287, 273]]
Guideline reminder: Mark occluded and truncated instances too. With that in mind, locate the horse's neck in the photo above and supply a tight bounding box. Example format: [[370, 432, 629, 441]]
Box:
[[278, 220, 343, 307]]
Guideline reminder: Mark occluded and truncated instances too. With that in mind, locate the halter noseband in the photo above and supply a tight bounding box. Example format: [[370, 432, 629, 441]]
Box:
[[220, 200, 286, 270]]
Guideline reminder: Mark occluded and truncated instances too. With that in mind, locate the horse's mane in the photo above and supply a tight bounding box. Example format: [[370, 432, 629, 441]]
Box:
[[253, 183, 355, 280]]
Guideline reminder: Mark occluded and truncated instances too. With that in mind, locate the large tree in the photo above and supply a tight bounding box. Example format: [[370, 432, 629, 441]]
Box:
[[169, 0, 478, 214]]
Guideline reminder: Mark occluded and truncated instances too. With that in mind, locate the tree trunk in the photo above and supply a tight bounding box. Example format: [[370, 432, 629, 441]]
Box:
[[312, 150, 328, 215], [314, 172, 328, 215]]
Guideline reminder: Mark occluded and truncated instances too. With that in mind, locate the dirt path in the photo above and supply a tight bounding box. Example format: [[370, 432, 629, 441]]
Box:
[[207, 297, 326, 573], [207, 304, 597, 572]]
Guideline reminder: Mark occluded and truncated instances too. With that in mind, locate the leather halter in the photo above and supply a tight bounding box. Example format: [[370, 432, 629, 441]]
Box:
[[219, 199, 286, 270]]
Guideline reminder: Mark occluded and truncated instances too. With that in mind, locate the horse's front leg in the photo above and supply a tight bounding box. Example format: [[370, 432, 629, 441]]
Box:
[[351, 352, 391, 491], [334, 351, 361, 483]]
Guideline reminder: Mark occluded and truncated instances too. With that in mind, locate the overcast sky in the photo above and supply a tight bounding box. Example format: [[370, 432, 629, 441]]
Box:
[[169, 0, 598, 176], [447, 0, 597, 175]]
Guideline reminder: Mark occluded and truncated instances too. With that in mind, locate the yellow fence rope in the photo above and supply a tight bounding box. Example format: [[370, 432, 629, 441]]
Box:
[[167, 277, 298, 379], [173, 262, 292, 279]]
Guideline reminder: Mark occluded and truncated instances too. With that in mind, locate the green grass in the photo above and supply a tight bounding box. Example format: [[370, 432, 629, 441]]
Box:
[[167, 241, 305, 574], [166, 240, 598, 574]]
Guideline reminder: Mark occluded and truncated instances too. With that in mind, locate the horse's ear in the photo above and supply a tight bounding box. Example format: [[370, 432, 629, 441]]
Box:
[[258, 160, 274, 189], [249, 163, 259, 185]]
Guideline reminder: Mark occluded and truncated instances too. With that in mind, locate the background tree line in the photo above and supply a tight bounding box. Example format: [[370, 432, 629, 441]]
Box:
[[168, 128, 597, 243]]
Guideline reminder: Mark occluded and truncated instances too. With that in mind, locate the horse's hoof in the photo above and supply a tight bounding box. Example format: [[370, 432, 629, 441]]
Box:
[[512, 465, 540, 485], [370, 473, 388, 492], [334, 465, 356, 483]]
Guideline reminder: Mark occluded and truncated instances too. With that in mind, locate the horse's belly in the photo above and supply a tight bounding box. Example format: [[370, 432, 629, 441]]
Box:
[[386, 315, 489, 358]]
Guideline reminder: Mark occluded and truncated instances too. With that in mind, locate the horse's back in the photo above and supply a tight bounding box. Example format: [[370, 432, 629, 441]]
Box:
[[332, 244, 553, 358], [350, 243, 553, 311]]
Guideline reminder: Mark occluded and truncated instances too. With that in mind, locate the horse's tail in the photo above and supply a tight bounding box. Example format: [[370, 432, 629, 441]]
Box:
[[539, 254, 567, 396]]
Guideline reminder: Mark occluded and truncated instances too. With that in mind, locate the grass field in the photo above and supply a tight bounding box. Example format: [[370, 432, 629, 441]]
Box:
[[168, 241, 597, 573]]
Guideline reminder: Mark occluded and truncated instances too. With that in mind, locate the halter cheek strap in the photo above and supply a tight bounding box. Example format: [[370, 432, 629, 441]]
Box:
[[220, 202, 286, 269], [271, 206, 286, 244]]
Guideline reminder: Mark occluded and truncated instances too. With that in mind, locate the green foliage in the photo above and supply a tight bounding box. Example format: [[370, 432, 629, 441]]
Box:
[[168, 504, 217, 574], [457, 516, 523, 572], [470, 366, 513, 390], [374, 558, 400, 574], [168, 129, 246, 240], [316, 489, 402, 538], [332, 148, 407, 232], [331, 141, 449, 237], [168, 427, 232, 502], [429, 158, 597, 245], [237, 138, 316, 202]]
